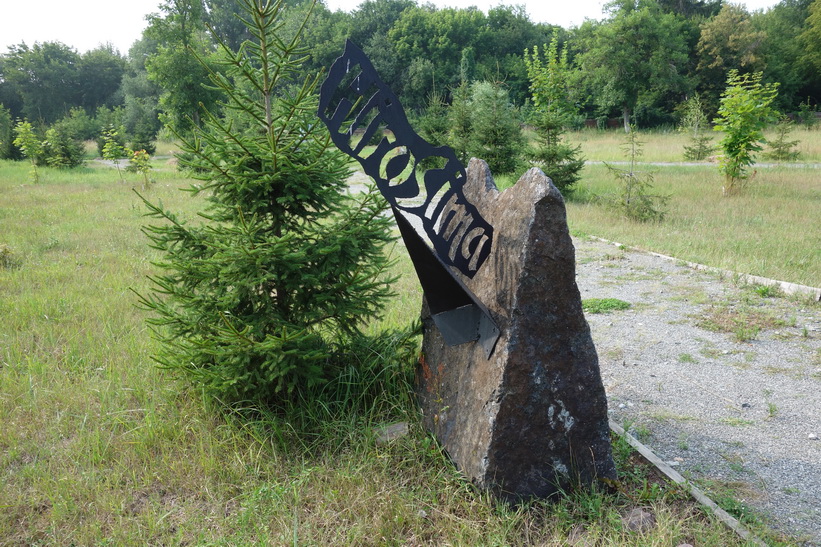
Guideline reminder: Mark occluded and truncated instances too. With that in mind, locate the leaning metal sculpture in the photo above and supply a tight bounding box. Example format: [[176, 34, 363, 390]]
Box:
[[318, 40, 499, 357]]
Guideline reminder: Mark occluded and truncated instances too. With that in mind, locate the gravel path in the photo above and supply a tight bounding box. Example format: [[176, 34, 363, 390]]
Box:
[[574, 237, 821, 545]]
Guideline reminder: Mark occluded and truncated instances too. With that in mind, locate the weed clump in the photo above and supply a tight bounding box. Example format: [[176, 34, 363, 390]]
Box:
[[0, 243, 18, 269], [582, 298, 631, 314]]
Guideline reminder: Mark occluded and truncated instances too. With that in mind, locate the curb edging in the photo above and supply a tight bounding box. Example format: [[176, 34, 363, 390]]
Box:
[[588, 236, 821, 301], [609, 420, 767, 546]]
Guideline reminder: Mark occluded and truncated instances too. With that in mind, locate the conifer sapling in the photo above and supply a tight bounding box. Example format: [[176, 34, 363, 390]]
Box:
[[135, 0, 396, 403]]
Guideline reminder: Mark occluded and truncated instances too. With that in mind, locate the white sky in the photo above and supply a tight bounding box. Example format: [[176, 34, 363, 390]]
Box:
[[1, 0, 783, 55]]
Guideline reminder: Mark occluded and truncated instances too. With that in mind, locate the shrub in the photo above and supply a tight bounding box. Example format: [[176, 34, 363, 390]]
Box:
[[42, 126, 85, 168], [55, 107, 101, 141]]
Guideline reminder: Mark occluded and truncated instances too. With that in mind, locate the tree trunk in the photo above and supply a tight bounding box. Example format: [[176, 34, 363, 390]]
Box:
[[622, 107, 631, 133]]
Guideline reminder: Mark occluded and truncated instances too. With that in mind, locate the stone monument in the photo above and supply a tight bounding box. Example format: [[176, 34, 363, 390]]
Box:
[[417, 159, 616, 500], [318, 40, 616, 501]]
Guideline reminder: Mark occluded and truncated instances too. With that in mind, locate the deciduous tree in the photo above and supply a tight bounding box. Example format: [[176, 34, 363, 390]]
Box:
[[575, 0, 691, 131], [77, 45, 126, 111], [2, 42, 82, 124], [144, 0, 222, 132], [713, 70, 779, 195], [12, 120, 43, 182], [799, 0, 821, 88], [696, 4, 766, 114]]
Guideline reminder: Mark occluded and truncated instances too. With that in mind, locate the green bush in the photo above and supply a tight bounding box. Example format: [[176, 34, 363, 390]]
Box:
[[42, 126, 85, 168], [55, 107, 101, 141]]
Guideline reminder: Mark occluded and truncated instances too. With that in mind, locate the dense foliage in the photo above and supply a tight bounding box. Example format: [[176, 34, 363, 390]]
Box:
[[1, 0, 819, 145], [0, 104, 13, 159], [135, 0, 397, 402]]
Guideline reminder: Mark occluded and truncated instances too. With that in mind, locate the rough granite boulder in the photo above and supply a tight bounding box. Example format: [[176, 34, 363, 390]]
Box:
[[416, 158, 616, 501]]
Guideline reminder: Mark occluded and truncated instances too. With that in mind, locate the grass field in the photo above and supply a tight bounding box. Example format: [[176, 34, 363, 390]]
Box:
[[557, 129, 821, 288], [571, 126, 821, 163], [566, 163, 820, 287], [1, 125, 813, 544]]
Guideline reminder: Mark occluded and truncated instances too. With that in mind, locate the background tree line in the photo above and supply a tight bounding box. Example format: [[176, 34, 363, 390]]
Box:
[[1, 0, 820, 162]]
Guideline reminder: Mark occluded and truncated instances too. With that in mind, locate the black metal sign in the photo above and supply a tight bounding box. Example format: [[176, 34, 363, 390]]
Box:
[[318, 40, 500, 357]]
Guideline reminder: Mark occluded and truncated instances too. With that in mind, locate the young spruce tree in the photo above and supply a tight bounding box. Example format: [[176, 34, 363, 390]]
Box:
[[524, 33, 585, 196], [678, 93, 714, 161], [137, 0, 396, 403], [469, 81, 524, 175]]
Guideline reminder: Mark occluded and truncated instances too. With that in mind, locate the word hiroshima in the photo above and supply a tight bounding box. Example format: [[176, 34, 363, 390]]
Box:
[[318, 40, 493, 279]]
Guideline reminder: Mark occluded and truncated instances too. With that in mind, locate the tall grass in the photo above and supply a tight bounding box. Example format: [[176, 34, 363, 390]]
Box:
[[562, 130, 821, 287], [0, 159, 757, 544], [570, 126, 821, 163]]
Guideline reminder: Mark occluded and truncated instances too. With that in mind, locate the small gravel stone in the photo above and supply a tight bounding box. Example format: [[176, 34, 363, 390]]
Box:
[[576, 236, 821, 543], [622, 507, 656, 533]]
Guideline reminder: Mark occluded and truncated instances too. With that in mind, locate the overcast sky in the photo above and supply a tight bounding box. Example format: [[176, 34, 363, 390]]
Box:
[[1, 0, 783, 55]]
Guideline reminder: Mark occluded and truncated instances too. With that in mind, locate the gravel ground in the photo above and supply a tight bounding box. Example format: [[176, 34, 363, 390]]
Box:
[[574, 237, 821, 545]]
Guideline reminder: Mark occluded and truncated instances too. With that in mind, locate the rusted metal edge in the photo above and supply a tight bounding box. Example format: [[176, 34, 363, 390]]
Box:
[[588, 236, 821, 302], [609, 419, 768, 546]]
